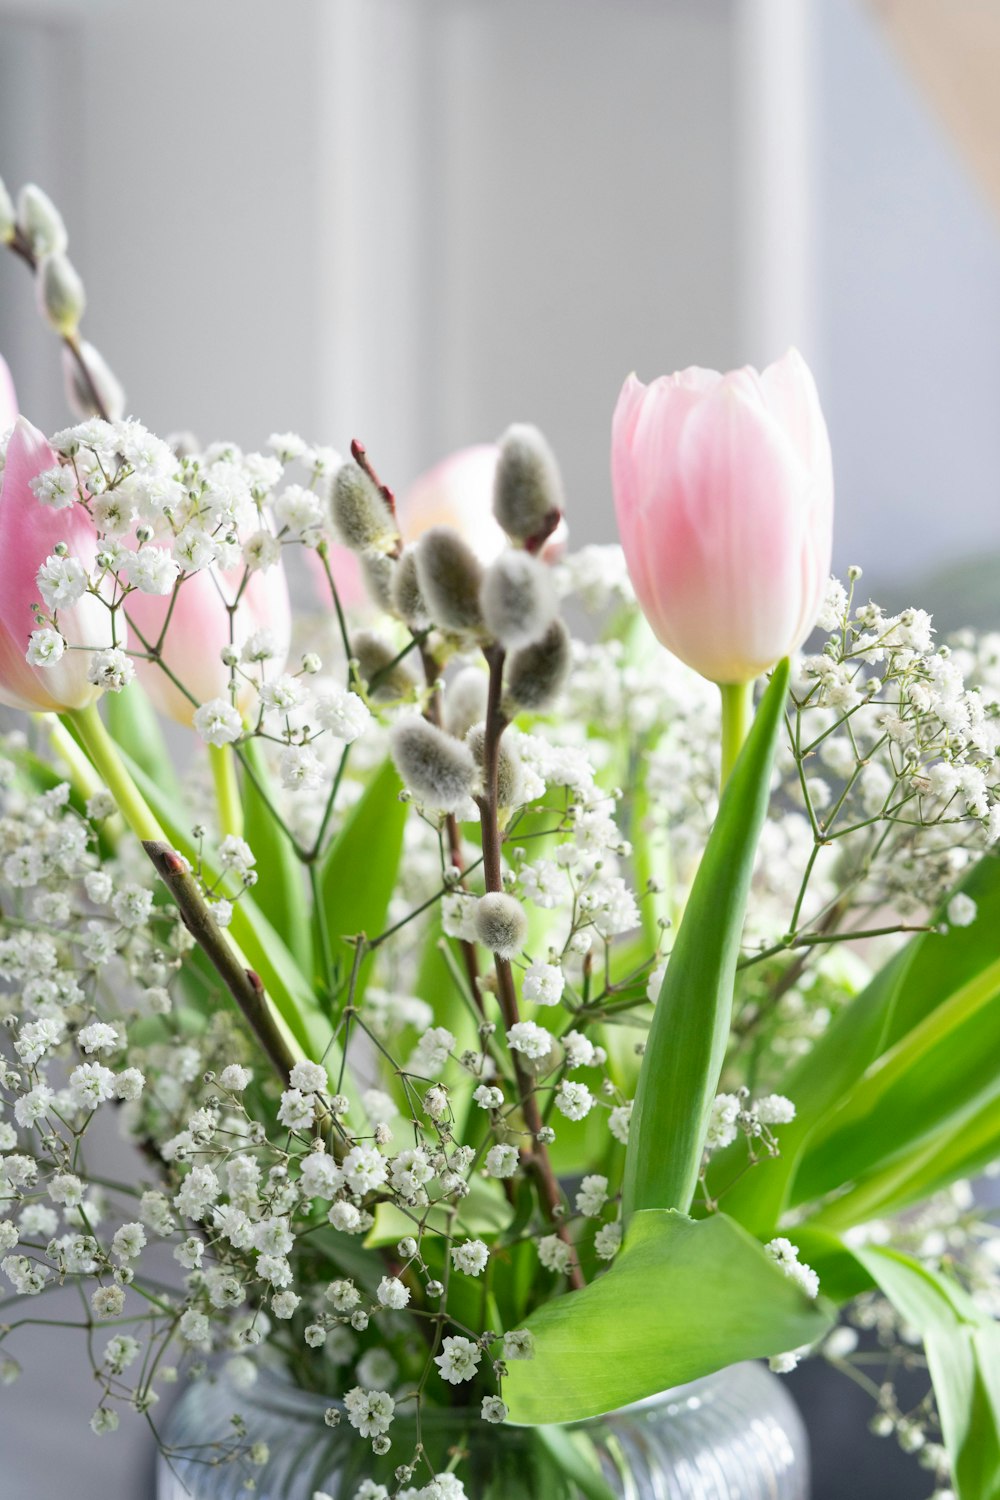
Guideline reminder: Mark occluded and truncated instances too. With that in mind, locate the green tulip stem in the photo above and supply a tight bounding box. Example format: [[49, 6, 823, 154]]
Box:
[[65, 702, 166, 845], [719, 679, 755, 791], [209, 742, 244, 841]]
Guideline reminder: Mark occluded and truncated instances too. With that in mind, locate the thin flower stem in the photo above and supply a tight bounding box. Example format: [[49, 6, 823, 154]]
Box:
[[65, 703, 165, 844], [209, 743, 244, 841], [476, 644, 585, 1290], [719, 679, 754, 790]]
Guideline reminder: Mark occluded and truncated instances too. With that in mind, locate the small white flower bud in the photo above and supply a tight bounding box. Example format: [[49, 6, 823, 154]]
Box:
[[414, 526, 484, 633], [504, 619, 572, 712], [475, 892, 528, 959], [17, 184, 67, 255], [61, 341, 126, 422], [330, 462, 397, 552], [36, 252, 86, 335], [390, 717, 477, 813], [493, 423, 564, 544], [480, 550, 557, 649], [390, 546, 429, 629]]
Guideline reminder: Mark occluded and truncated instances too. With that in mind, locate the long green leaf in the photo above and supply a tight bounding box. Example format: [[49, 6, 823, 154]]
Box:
[[101, 680, 181, 802], [503, 1208, 831, 1425], [239, 737, 312, 972], [319, 758, 407, 1009], [791, 950, 1000, 1205], [622, 660, 789, 1219], [855, 1246, 1000, 1500], [719, 851, 1000, 1235]]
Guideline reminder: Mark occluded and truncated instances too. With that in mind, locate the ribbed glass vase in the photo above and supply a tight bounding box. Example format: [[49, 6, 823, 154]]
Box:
[[157, 1359, 809, 1499]]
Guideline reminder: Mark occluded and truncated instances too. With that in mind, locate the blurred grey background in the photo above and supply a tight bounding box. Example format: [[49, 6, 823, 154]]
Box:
[[1, 0, 998, 1495]]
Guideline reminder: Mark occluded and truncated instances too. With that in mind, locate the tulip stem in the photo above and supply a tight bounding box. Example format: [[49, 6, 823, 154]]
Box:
[[719, 680, 755, 791], [65, 703, 166, 845], [209, 743, 244, 841]]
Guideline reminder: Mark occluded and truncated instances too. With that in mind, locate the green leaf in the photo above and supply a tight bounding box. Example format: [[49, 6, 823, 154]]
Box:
[[239, 738, 312, 972], [719, 851, 1000, 1236], [363, 1175, 512, 1248], [503, 1208, 832, 1425], [319, 758, 407, 1009], [622, 660, 790, 1219], [791, 945, 1000, 1206], [854, 1247, 1000, 1500], [534, 1427, 620, 1500]]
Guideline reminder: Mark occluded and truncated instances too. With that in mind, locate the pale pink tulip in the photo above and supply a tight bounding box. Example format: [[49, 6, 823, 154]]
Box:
[[0, 416, 117, 711], [399, 445, 508, 564], [612, 349, 833, 684], [305, 540, 367, 613], [126, 556, 292, 726]]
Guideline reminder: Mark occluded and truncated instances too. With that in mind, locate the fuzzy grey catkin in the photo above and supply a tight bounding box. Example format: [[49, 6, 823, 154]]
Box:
[[353, 630, 417, 703], [330, 462, 398, 552], [62, 341, 126, 422], [361, 552, 396, 613], [465, 725, 524, 809], [480, 551, 556, 650], [504, 618, 571, 712], [390, 718, 477, 813], [493, 424, 564, 543], [37, 252, 85, 335], [391, 546, 430, 630], [443, 667, 489, 740], [475, 892, 528, 960], [414, 526, 484, 634], [17, 183, 67, 255]]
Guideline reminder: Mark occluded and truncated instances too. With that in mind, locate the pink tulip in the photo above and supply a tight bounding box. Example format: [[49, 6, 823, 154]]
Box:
[[612, 349, 833, 684], [126, 555, 292, 726], [305, 539, 367, 613], [0, 416, 117, 712]]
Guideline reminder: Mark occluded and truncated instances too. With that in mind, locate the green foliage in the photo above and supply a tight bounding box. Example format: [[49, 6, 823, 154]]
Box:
[[503, 1208, 832, 1425], [622, 661, 790, 1219], [239, 737, 312, 972], [318, 757, 407, 1012]]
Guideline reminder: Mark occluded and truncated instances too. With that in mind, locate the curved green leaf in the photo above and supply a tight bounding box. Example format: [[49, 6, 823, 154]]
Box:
[[240, 737, 312, 972], [102, 681, 181, 801], [319, 758, 407, 1010], [503, 1208, 832, 1425], [622, 660, 789, 1219]]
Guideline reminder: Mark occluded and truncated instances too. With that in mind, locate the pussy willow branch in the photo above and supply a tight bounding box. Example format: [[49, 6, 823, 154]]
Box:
[[476, 644, 585, 1290], [420, 644, 484, 1015], [142, 840, 297, 1086], [7, 229, 111, 422]]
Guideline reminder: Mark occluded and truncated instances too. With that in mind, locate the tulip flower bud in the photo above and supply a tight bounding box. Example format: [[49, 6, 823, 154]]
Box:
[[389, 717, 477, 813], [16, 184, 68, 256], [504, 619, 571, 713], [493, 424, 564, 547], [62, 341, 126, 422], [443, 667, 488, 740], [415, 526, 484, 634], [0, 178, 15, 244], [390, 546, 429, 630], [475, 892, 528, 960], [465, 725, 523, 809], [352, 629, 417, 702], [611, 351, 833, 684], [36, 252, 85, 336], [330, 462, 398, 553], [480, 551, 556, 650]]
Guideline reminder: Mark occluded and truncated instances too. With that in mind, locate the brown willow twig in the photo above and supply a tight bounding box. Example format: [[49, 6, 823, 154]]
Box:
[[7, 228, 111, 422], [475, 644, 585, 1290], [142, 841, 298, 1086]]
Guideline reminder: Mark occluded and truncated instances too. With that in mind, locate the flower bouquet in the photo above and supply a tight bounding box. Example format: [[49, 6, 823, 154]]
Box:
[[1, 177, 999, 1500]]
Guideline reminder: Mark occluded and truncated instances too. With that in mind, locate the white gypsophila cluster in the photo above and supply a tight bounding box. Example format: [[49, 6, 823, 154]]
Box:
[[3, 399, 1000, 1495]]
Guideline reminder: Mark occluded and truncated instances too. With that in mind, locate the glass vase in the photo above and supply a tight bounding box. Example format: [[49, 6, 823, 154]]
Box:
[[157, 1358, 809, 1499]]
